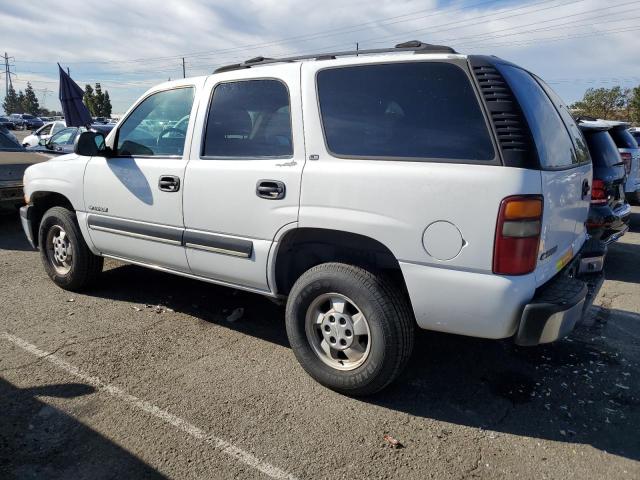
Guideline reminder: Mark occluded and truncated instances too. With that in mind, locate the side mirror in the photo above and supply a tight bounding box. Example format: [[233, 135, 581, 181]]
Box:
[[74, 131, 109, 157], [38, 138, 47, 146]]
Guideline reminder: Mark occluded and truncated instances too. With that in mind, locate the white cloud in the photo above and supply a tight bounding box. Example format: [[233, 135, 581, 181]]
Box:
[[1, 0, 638, 114]]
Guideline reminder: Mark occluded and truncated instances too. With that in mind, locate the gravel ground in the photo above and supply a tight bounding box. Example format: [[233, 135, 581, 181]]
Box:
[[1, 202, 639, 480]]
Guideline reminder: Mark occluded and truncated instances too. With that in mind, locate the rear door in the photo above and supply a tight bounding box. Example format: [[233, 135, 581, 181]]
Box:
[[498, 65, 591, 285], [182, 64, 304, 292]]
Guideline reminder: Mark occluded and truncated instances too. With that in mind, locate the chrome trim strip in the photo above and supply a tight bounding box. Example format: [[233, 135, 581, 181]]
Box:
[[184, 242, 250, 258], [89, 225, 182, 246]]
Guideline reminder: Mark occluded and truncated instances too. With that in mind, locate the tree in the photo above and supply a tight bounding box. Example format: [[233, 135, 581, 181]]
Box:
[[21, 82, 40, 115], [570, 86, 627, 119], [103, 90, 112, 117], [83, 84, 96, 115], [630, 86, 640, 124], [2, 85, 20, 114], [94, 83, 105, 116], [17, 91, 25, 113]]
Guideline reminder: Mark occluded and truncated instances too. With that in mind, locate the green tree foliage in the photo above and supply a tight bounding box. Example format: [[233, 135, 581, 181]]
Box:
[[571, 86, 628, 120], [83, 84, 96, 115], [83, 83, 112, 117], [2, 85, 20, 114], [103, 90, 112, 117], [21, 82, 40, 114], [630, 86, 640, 124]]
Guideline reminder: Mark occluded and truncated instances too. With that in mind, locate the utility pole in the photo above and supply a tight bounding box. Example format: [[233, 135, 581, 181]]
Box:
[[182, 57, 186, 79], [2, 52, 16, 112], [39, 87, 51, 110], [356, 43, 359, 56], [67, 67, 70, 76]]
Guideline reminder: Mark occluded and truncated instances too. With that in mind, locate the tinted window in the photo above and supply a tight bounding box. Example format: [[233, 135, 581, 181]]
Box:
[[203, 80, 292, 158], [584, 131, 622, 167], [631, 131, 640, 142], [117, 87, 194, 156], [317, 62, 494, 161], [499, 65, 576, 169], [609, 127, 638, 149], [535, 77, 590, 164]]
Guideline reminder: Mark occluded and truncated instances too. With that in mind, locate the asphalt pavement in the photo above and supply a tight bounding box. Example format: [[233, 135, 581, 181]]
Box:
[[1, 203, 639, 479]]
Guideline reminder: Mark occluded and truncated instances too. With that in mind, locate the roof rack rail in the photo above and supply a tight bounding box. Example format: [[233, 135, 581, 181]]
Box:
[[213, 40, 457, 73]]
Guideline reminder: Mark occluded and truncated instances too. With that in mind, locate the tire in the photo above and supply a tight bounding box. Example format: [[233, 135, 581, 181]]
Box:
[[627, 190, 640, 206], [38, 206, 103, 291], [285, 262, 415, 396]]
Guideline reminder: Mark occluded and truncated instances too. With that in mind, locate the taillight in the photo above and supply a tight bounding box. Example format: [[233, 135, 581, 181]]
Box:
[[493, 195, 543, 275], [591, 179, 607, 205], [620, 152, 632, 175]]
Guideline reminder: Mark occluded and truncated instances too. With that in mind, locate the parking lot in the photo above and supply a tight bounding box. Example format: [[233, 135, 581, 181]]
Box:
[[0, 198, 638, 479]]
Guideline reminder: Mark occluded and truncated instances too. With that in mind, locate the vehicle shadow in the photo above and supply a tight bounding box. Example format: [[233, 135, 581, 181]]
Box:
[[92, 263, 640, 462], [0, 378, 166, 479], [604, 240, 640, 283], [0, 212, 33, 252]]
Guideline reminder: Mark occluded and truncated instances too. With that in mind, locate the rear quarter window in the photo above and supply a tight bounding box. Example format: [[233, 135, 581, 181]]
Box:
[[584, 131, 622, 167], [316, 62, 495, 162], [498, 65, 577, 169], [609, 128, 638, 149]]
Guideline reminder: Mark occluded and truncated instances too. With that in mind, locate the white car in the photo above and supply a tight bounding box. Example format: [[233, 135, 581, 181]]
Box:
[[20, 41, 604, 395], [22, 121, 67, 147]]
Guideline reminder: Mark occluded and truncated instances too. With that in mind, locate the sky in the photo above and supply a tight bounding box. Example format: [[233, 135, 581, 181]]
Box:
[[1, 0, 638, 115]]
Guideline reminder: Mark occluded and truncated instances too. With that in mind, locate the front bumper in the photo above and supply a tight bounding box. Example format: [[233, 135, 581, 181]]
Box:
[[515, 252, 604, 346], [20, 204, 37, 249]]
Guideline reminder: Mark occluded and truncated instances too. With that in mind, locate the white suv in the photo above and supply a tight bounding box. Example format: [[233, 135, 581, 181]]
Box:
[[20, 42, 604, 395]]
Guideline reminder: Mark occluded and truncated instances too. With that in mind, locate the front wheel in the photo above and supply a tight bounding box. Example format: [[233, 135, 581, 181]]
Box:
[[39, 206, 103, 291], [285, 263, 415, 396]]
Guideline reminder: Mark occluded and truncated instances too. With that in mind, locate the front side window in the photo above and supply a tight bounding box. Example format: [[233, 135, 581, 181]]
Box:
[[202, 80, 292, 158], [316, 62, 495, 161], [117, 87, 194, 156], [50, 128, 77, 146], [38, 124, 53, 136], [499, 65, 577, 169]]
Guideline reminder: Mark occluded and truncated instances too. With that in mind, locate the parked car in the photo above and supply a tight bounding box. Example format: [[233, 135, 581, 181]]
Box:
[[27, 124, 114, 155], [20, 42, 604, 394], [9, 113, 44, 130], [578, 119, 631, 244], [603, 121, 640, 205], [0, 116, 16, 130], [0, 127, 50, 210], [22, 121, 67, 147]]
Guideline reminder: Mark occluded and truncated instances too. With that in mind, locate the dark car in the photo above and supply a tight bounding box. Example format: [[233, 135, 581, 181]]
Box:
[[0, 116, 16, 130], [27, 124, 114, 155], [0, 126, 50, 210], [9, 113, 44, 130], [578, 120, 631, 245], [605, 122, 640, 205]]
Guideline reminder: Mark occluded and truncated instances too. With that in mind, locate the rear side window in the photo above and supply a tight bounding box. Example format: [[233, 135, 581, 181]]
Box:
[[202, 79, 292, 158], [316, 62, 495, 161], [609, 127, 638, 149], [499, 65, 576, 169], [535, 77, 590, 164], [584, 131, 622, 167]]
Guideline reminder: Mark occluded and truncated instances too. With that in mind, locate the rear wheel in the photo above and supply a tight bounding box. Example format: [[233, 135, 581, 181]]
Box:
[[39, 206, 103, 291], [285, 263, 414, 396]]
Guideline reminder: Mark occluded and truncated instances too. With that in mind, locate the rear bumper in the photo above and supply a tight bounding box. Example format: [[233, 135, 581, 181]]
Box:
[[515, 252, 605, 346], [587, 202, 631, 243], [20, 204, 37, 249]]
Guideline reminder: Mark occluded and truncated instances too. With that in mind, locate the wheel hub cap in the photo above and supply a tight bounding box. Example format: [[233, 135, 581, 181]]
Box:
[[47, 226, 73, 275], [305, 293, 371, 371]]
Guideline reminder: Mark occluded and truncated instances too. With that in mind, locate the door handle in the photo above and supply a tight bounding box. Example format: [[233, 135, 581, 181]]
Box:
[[158, 175, 180, 192], [256, 180, 286, 200]]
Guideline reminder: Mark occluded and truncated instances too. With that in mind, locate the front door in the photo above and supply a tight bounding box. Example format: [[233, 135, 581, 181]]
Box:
[[182, 64, 305, 292], [83, 84, 198, 271]]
